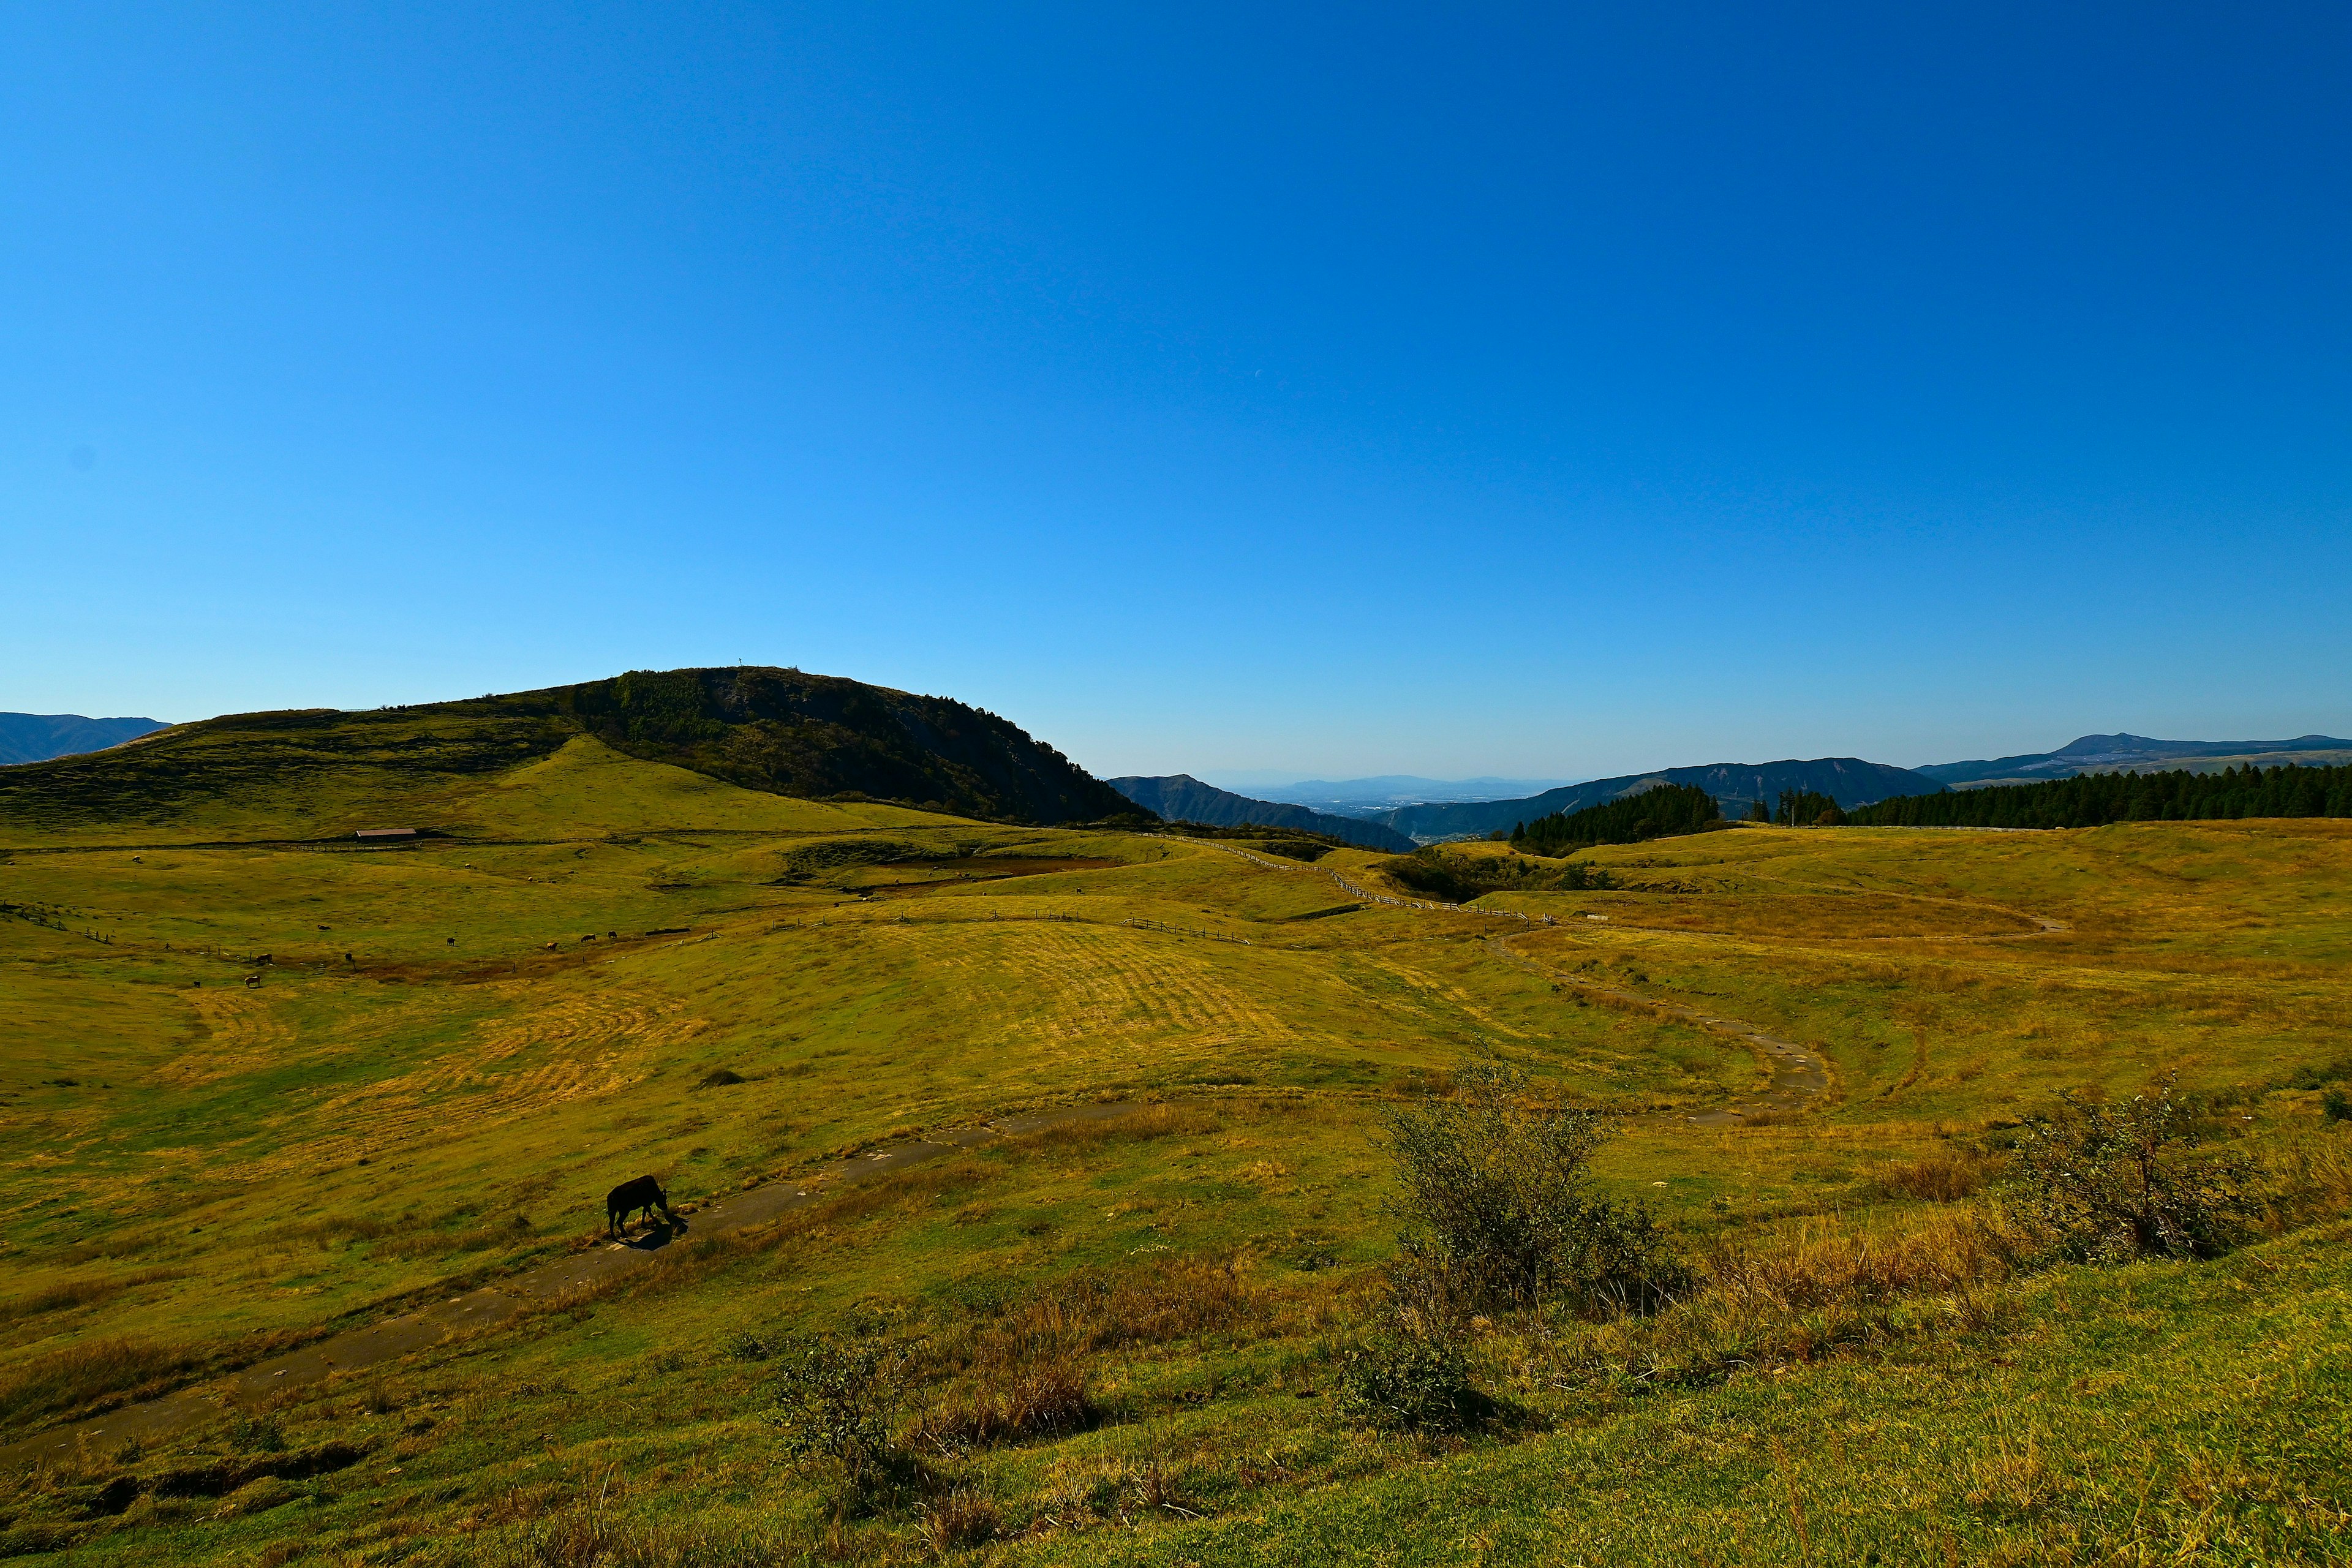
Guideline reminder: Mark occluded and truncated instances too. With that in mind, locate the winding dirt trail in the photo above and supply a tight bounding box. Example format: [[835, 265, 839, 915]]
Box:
[[0, 1105, 1131, 1474]]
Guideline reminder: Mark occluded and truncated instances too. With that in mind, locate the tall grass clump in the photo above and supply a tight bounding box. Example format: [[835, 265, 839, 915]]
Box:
[[0, 1337, 201, 1428], [1525, 1212, 2024, 1398]]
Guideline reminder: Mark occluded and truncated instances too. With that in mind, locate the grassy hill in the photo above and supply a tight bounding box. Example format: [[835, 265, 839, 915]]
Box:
[[0, 667, 1139, 840], [2, 729, 2348, 1564]]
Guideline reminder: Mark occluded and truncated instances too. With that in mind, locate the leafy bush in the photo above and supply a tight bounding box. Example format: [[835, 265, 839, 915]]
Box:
[[1334, 1330, 1491, 1434], [2002, 1079, 2263, 1262], [1381, 1055, 1688, 1315], [718, 1328, 772, 1363], [764, 1337, 925, 1510], [1384, 850, 1480, 903]]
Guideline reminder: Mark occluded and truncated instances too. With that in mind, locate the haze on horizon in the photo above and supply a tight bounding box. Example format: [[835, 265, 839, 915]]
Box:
[[6, 5, 2349, 783]]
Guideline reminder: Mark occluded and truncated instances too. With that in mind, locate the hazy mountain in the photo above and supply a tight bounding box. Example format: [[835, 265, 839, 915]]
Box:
[[0, 668, 1138, 829], [1207, 774, 1578, 818], [1379, 758, 1943, 843], [1920, 734, 2352, 789], [1108, 775, 1417, 853], [0, 713, 170, 766]]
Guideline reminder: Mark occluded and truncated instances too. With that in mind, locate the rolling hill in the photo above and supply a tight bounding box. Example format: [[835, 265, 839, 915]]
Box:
[[0, 712, 168, 766], [1378, 756, 1942, 842], [1919, 732, 2352, 788], [0, 667, 1140, 835], [1108, 774, 1417, 851]]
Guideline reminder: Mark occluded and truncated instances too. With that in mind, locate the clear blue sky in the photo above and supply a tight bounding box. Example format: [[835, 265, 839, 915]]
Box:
[[7, 4, 2348, 779]]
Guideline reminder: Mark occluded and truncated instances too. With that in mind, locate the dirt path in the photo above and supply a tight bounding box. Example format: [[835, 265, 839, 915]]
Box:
[[0, 1105, 1131, 1473]]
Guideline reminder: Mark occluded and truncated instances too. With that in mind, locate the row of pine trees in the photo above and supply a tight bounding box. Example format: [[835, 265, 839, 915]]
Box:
[[1509, 782, 1722, 853], [1848, 763, 2352, 829], [1501, 763, 2352, 849]]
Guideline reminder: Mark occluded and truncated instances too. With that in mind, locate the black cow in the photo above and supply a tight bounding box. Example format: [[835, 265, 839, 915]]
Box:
[[605, 1175, 681, 1238]]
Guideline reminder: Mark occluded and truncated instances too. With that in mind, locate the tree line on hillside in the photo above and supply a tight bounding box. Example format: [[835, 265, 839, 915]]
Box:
[[1508, 783, 1722, 854], [1387, 849, 1618, 903], [1848, 763, 2352, 830], [1767, 789, 1845, 827]]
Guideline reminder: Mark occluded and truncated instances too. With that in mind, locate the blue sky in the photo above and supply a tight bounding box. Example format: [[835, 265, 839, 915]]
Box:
[[6, 3, 2348, 778]]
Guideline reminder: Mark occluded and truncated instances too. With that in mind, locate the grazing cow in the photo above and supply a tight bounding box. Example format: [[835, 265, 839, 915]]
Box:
[[606, 1175, 680, 1238]]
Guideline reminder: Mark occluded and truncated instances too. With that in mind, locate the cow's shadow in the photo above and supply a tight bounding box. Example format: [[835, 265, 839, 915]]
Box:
[[612, 1218, 689, 1251]]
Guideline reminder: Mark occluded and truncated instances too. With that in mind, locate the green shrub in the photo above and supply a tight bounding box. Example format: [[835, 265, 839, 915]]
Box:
[[1381, 1055, 1688, 1315], [230, 1411, 287, 1453], [1333, 1331, 1491, 1435], [764, 1336, 925, 1512], [2323, 1088, 2351, 1124], [2003, 1078, 2263, 1262], [1384, 850, 1480, 903], [718, 1328, 772, 1363]]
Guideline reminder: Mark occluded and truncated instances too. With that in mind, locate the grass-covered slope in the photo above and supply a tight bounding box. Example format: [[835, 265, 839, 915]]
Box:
[[0, 666, 1139, 838], [2, 733, 2350, 1564]]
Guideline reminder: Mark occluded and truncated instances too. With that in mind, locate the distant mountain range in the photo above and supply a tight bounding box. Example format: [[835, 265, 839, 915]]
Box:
[[0, 712, 169, 766], [1200, 774, 1577, 818], [1919, 734, 2352, 789], [1377, 758, 1942, 843], [1107, 775, 1418, 852]]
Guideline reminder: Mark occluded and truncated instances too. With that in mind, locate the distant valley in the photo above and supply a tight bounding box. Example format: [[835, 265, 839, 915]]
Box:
[[1108, 774, 1417, 851], [1198, 774, 1577, 818]]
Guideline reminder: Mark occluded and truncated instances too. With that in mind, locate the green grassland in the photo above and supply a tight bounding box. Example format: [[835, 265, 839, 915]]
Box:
[[3, 739, 2349, 1564]]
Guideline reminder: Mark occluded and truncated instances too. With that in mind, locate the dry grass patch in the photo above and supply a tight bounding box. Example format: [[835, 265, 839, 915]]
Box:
[[0, 1336, 202, 1430], [1864, 1148, 1996, 1202], [0, 1268, 186, 1325]]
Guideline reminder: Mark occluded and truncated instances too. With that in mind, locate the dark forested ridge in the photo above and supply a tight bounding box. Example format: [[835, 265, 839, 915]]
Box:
[[1382, 757, 1938, 842], [0, 668, 1138, 830], [1109, 775, 1416, 852], [1849, 764, 2352, 829], [1509, 783, 1722, 854]]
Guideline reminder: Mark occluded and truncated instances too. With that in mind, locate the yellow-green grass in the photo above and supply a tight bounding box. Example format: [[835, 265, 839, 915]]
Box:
[[4, 750, 2350, 1562]]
